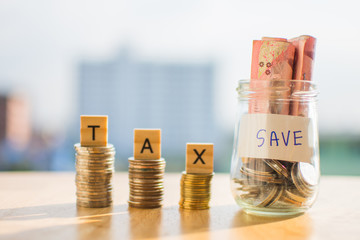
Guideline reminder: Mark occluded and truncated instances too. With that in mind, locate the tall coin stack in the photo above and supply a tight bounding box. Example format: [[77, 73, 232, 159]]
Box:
[[180, 143, 214, 210], [129, 129, 165, 208], [128, 157, 166, 208], [179, 172, 214, 210], [75, 143, 115, 208], [76, 115, 114, 208]]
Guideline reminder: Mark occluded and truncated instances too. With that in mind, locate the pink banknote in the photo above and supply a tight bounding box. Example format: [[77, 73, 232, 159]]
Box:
[[288, 35, 316, 117], [249, 38, 295, 115]]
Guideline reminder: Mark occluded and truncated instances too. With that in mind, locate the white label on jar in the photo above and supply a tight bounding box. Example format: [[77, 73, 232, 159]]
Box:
[[238, 113, 313, 163]]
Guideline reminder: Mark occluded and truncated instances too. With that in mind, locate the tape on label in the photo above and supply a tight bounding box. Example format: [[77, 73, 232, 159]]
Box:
[[238, 114, 313, 163]]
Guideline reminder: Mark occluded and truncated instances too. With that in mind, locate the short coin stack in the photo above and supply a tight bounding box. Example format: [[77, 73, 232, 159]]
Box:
[[128, 157, 166, 208], [179, 171, 214, 210], [234, 159, 317, 208], [75, 143, 115, 208]]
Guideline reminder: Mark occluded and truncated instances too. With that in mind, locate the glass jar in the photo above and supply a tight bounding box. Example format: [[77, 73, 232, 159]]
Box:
[[230, 79, 320, 216]]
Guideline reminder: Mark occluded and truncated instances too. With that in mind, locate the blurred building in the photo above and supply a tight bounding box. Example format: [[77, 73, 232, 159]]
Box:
[[0, 94, 31, 149], [0, 93, 33, 170], [77, 49, 221, 167], [0, 93, 60, 171]]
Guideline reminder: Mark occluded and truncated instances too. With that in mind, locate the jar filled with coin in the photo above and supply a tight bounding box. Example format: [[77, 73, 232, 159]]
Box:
[[230, 79, 320, 216]]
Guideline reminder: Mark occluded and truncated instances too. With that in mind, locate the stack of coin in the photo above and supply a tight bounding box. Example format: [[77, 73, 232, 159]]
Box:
[[74, 143, 115, 208], [179, 171, 213, 210], [128, 157, 166, 208], [233, 159, 317, 209]]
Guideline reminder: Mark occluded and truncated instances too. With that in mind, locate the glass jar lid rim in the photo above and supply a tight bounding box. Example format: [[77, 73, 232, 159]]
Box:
[[237, 79, 319, 99]]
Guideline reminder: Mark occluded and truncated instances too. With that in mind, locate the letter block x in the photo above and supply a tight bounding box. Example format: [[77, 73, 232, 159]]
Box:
[[134, 129, 161, 160], [80, 115, 108, 146], [186, 143, 214, 174]]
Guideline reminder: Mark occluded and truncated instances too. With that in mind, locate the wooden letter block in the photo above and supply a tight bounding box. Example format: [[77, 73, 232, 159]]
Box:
[[134, 129, 161, 160], [80, 115, 108, 146], [186, 143, 214, 174]]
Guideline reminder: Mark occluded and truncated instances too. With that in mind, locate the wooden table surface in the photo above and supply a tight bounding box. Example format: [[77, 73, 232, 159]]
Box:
[[0, 172, 359, 240]]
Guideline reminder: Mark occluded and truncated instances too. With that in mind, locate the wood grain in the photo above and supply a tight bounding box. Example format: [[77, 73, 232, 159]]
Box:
[[134, 129, 161, 160], [186, 143, 213, 174], [0, 173, 359, 240], [80, 115, 108, 146]]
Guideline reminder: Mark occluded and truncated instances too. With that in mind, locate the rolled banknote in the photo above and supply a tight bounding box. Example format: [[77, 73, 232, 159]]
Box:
[[249, 38, 295, 115], [289, 35, 316, 81], [288, 35, 316, 117]]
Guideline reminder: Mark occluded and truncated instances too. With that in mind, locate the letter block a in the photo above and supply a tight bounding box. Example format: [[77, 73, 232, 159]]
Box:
[[134, 129, 161, 160], [186, 143, 214, 174], [80, 115, 108, 146]]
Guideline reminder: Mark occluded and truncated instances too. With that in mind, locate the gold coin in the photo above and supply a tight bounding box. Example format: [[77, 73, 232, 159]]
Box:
[[76, 187, 112, 193], [74, 143, 115, 151], [76, 160, 114, 166], [129, 186, 164, 192], [128, 157, 165, 162], [128, 200, 162, 208], [245, 159, 274, 173], [130, 188, 163, 193], [77, 184, 112, 189], [75, 154, 115, 159], [76, 191, 112, 196], [284, 189, 307, 203], [257, 184, 278, 207], [76, 179, 112, 184], [240, 166, 283, 183], [291, 163, 315, 197], [129, 192, 163, 198], [129, 196, 163, 202], [264, 159, 290, 179], [77, 197, 112, 203], [129, 179, 163, 184], [77, 201, 112, 208]]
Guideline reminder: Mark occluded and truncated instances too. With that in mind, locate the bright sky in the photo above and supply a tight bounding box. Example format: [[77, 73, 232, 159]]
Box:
[[0, 0, 359, 134]]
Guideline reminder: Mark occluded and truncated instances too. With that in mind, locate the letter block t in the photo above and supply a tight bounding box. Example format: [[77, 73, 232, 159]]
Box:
[[80, 115, 108, 146], [186, 143, 214, 174], [134, 129, 161, 160]]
